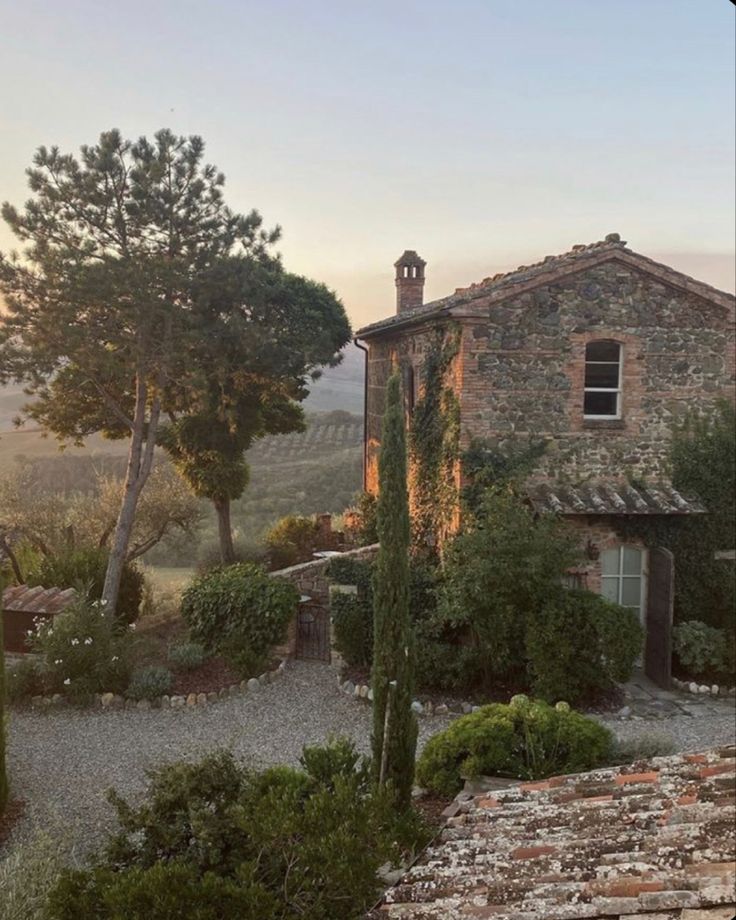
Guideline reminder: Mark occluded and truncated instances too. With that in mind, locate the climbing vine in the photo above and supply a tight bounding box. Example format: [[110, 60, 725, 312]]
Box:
[[408, 326, 461, 557], [615, 400, 735, 630]]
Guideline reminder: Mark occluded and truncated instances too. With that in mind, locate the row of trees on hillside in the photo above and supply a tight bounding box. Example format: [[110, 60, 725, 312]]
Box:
[[0, 129, 351, 612]]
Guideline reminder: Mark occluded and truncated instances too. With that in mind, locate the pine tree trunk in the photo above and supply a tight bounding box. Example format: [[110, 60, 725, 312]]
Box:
[[214, 497, 236, 565], [371, 373, 417, 810], [102, 375, 160, 616]]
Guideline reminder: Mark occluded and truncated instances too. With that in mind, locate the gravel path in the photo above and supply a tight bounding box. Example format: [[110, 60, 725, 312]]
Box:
[[5, 662, 735, 862], [4, 661, 449, 858]]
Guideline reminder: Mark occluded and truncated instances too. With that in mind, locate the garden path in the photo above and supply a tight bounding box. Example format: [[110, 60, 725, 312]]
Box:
[[4, 662, 735, 862], [4, 661, 449, 859]]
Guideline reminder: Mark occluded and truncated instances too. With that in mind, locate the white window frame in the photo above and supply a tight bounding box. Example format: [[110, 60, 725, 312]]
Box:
[[600, 545, 648, 627], [584, 341, 623, 420]]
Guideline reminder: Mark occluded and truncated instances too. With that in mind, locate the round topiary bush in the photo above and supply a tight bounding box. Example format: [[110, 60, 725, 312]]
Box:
[[415, 696, 612, 797], [126, 666, 173, 701], [181, 563, 298, 676]]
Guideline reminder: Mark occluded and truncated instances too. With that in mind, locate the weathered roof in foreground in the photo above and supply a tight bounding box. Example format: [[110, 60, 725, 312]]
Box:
[[2, 584, 77, 614], [374, 746, 736, 920], [527, 482, 707, 516], [356, 234, 735, 338]]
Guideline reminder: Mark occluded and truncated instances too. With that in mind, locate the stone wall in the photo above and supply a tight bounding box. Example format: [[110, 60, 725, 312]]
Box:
[[458, 261, 735, 481], [269, 544, 379, 658]]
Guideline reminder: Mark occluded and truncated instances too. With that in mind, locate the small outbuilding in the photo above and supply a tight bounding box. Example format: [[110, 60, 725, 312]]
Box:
[[2, 584, 77, 653]]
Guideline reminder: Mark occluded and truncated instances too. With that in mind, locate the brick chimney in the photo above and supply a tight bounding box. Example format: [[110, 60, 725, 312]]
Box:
[[394, 250, 426, 314]]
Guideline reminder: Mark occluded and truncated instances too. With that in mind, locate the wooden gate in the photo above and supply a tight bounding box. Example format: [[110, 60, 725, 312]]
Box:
[[295, 602, 331, 662], [645, 547, 674, 688]]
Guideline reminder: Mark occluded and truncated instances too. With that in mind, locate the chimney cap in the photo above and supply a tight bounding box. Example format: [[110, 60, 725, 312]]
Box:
[[394, 250, 426, 268]]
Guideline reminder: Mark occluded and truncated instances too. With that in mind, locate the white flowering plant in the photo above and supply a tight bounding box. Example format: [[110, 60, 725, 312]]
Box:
[[29, 597, 133, 702]]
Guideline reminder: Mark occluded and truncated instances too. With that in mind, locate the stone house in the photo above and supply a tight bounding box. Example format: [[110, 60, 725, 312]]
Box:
[[354, 235, 735, 687]]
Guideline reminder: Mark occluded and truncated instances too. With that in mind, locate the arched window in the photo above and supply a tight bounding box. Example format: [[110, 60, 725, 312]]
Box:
[[600, 545, 645, 623], [584, 341, 622, 418]]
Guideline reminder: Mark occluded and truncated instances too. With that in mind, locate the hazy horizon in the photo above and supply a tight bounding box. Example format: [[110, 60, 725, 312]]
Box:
[[1, 0, 734, 328]]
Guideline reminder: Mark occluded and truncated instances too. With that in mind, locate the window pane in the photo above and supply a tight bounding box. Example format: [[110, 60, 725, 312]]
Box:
[[601, 548, 620, 576], [622, 546, 642, 575], [586, 341, 620, 362], [601, 577, 619, 603], [585, 362, 619, 388], [584, 391, 618, 416], [621, 577, 642, 607]]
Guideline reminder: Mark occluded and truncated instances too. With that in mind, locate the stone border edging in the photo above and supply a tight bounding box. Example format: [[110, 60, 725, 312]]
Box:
[[28, 659, 289, 713], [337, 675, 476, 718], [671, 676, 736, 698]]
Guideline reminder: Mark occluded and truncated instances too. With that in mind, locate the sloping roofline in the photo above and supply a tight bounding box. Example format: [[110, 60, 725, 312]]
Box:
[[356, 234, 735, 339]]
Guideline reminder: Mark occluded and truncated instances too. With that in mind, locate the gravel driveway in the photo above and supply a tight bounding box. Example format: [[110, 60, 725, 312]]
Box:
[[5, 661, 735, 861], [4, 661, 448, 859]]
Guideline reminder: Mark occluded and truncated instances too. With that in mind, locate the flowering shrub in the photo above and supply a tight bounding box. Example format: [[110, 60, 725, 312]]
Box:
[[415, 696, 612, 797], [30, 597, 132, 702]]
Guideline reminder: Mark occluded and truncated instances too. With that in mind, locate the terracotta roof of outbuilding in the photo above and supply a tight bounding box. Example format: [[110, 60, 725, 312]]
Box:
[[356, 234, 735, 338], [527, 482, 707, 516], [2, 584, 77, 615], [374, 747, 736, 920]]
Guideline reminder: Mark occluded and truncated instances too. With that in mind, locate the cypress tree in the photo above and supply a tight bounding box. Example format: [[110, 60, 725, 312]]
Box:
[[371, 372, 417, 808]]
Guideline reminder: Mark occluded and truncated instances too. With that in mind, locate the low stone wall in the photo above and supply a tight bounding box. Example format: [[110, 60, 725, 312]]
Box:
[[270, 544, 379, 659]]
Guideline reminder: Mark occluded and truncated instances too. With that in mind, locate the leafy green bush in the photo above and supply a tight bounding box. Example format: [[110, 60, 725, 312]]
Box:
[[440, 491, 580, 686], [181, 563, 297, 676], [673, 620, 733, 680], [265, 515, 320, 569], [27, 547, 144, 625], [331, 592, 372, 668], [526, 590, 644, 703], [126, 666, 173, 701], [167, 641, 206, 671], [5, 656, 44, 703], [416, 696, 612, 797], [343, 492, 378, 546], [414, 638, 482, 692], [30, 597, 132, 702], [47, 741, 428, 920]]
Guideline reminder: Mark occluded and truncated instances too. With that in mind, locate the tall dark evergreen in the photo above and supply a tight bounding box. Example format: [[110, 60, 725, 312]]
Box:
[[371, 372, 417, 808]]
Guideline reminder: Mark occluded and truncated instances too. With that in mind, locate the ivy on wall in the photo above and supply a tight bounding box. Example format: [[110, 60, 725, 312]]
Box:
[[615, 400, 735, 631], [408, 327, 461, 557]]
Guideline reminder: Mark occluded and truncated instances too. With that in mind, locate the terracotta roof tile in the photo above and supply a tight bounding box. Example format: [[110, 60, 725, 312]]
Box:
[[527, 482, 706, 516], [356, 235, 735, 338], [2, 584, 77, 615], [373, 748, 736, 919]]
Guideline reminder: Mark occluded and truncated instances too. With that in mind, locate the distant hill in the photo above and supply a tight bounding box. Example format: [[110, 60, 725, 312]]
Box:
[[0, 345, 365, 435]]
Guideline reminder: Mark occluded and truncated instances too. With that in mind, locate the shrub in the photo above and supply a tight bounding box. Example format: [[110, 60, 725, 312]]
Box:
[[414, 639, 482, 692], [167, 641, 207, 671], [416, 696, 612, 797], [440, 491, 580, 687], [343, 492, 378, 546], [673, 620, 733, 680], [5, 656, 44, 703], [265, 515, 320, 569], [30, 597, 132, 702], [331, 591, 372, 668], [126, 666, 173, 701], [610, 732, 676, 764], [49, 741, 427, 920], [27, 547, 144, 624], [0, 831, 67, 920], [181, 563, 297, 676], [526, 590, 644, 704]]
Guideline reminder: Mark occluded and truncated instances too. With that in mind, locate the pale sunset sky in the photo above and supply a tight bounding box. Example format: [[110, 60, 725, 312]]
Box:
[[1, 0, 734, 329]]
